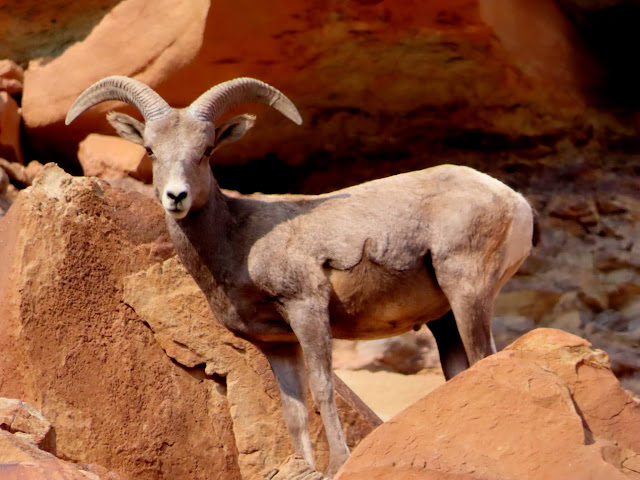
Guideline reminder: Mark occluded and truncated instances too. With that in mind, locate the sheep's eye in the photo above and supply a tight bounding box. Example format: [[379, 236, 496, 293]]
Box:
[[203, 146, 214, 158], [144, 146, 154, 157]]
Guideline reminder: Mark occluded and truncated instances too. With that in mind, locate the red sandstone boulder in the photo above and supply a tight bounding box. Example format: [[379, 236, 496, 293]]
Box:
[[22, 0, 209, 166], [78, 133, 152, 182], [0, 60, 23, 96], [0, 91, 22, 164], [0, 164, 378, 479], [0, 164, 220, 480], [22, 0, 611, 169], [336, 328, 640, 480]]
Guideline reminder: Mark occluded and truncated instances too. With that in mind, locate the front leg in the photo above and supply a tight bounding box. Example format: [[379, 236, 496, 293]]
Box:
[[259, 343, 315, 469], [284, 298, 350, 477]]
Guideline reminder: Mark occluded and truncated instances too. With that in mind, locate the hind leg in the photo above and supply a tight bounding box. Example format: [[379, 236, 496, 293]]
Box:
[[444, 291, 497, 365], [459, 294, 496, 364], [427, 310, 470, 380], [432, 259, 498, 366]]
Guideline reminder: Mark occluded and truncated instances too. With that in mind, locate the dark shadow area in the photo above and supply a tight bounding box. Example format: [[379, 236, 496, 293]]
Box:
[[557, 0, 640, 107], [212, 153, 299, 194], [169, 359, 228, 393]]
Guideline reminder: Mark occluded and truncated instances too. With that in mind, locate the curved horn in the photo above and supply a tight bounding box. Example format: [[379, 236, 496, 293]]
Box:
[[188, 77, 302, 125], [65, 76, 171, 125]]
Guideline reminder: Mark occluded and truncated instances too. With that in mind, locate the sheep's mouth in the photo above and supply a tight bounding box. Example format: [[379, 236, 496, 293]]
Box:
[[167, 207, 189, 219]]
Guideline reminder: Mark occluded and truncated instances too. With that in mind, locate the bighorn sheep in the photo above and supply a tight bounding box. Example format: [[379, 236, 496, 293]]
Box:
[[67, 76, 535, 476]]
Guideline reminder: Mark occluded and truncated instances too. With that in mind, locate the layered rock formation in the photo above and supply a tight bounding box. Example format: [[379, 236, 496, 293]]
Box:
[[20, 0, 638, 172], [0, 165, 378, 479], [493, 145, 640, 395], [336, 328, 640, 480]]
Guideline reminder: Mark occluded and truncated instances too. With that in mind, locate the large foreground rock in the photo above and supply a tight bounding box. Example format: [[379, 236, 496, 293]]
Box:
[[336, 328, 640, 480], [0, 164, 227, 480], [0, 164, 378, 479]]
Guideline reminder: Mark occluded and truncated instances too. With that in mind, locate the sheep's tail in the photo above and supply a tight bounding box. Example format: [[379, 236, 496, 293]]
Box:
[[531, 208, 541, 247]]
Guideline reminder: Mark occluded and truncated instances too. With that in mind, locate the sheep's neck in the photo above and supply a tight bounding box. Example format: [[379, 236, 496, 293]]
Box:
[[166, 176, 236, 295]]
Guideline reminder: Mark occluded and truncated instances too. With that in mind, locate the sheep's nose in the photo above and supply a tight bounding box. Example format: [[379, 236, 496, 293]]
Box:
[[166, 190, 188, 203]]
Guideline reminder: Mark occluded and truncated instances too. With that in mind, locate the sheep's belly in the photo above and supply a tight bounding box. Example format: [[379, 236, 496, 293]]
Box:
[[326, 263, 450, 340]]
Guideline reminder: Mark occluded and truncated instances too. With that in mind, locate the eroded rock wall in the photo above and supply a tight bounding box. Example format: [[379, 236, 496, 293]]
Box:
[[20, 0, 638, 171]]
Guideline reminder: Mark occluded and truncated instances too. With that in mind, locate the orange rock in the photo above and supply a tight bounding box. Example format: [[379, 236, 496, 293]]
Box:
[[336, 328, 640, 480], [22, 0, 603, 170], [22, 0, 209, 168], [0, 59, 24, 95], [0, 398, 55, 453], [78, 133, 152, 183], [0, 164, 236, 480], [0, 91, 22, 164]]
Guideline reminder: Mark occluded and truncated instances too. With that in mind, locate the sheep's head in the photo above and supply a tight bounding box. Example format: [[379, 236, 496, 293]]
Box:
[[66, 76, 301, 219]]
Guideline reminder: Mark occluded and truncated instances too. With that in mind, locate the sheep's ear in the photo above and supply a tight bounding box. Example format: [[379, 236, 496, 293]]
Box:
[[106, 111, 145, 145], [212, 114, 256, 154]]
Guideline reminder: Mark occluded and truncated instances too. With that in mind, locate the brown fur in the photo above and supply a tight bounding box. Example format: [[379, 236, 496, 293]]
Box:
[[326, 247, 450, 340]]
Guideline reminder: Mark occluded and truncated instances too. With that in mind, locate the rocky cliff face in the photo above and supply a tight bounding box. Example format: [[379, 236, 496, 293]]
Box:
[[18, 0, 639, 171]]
